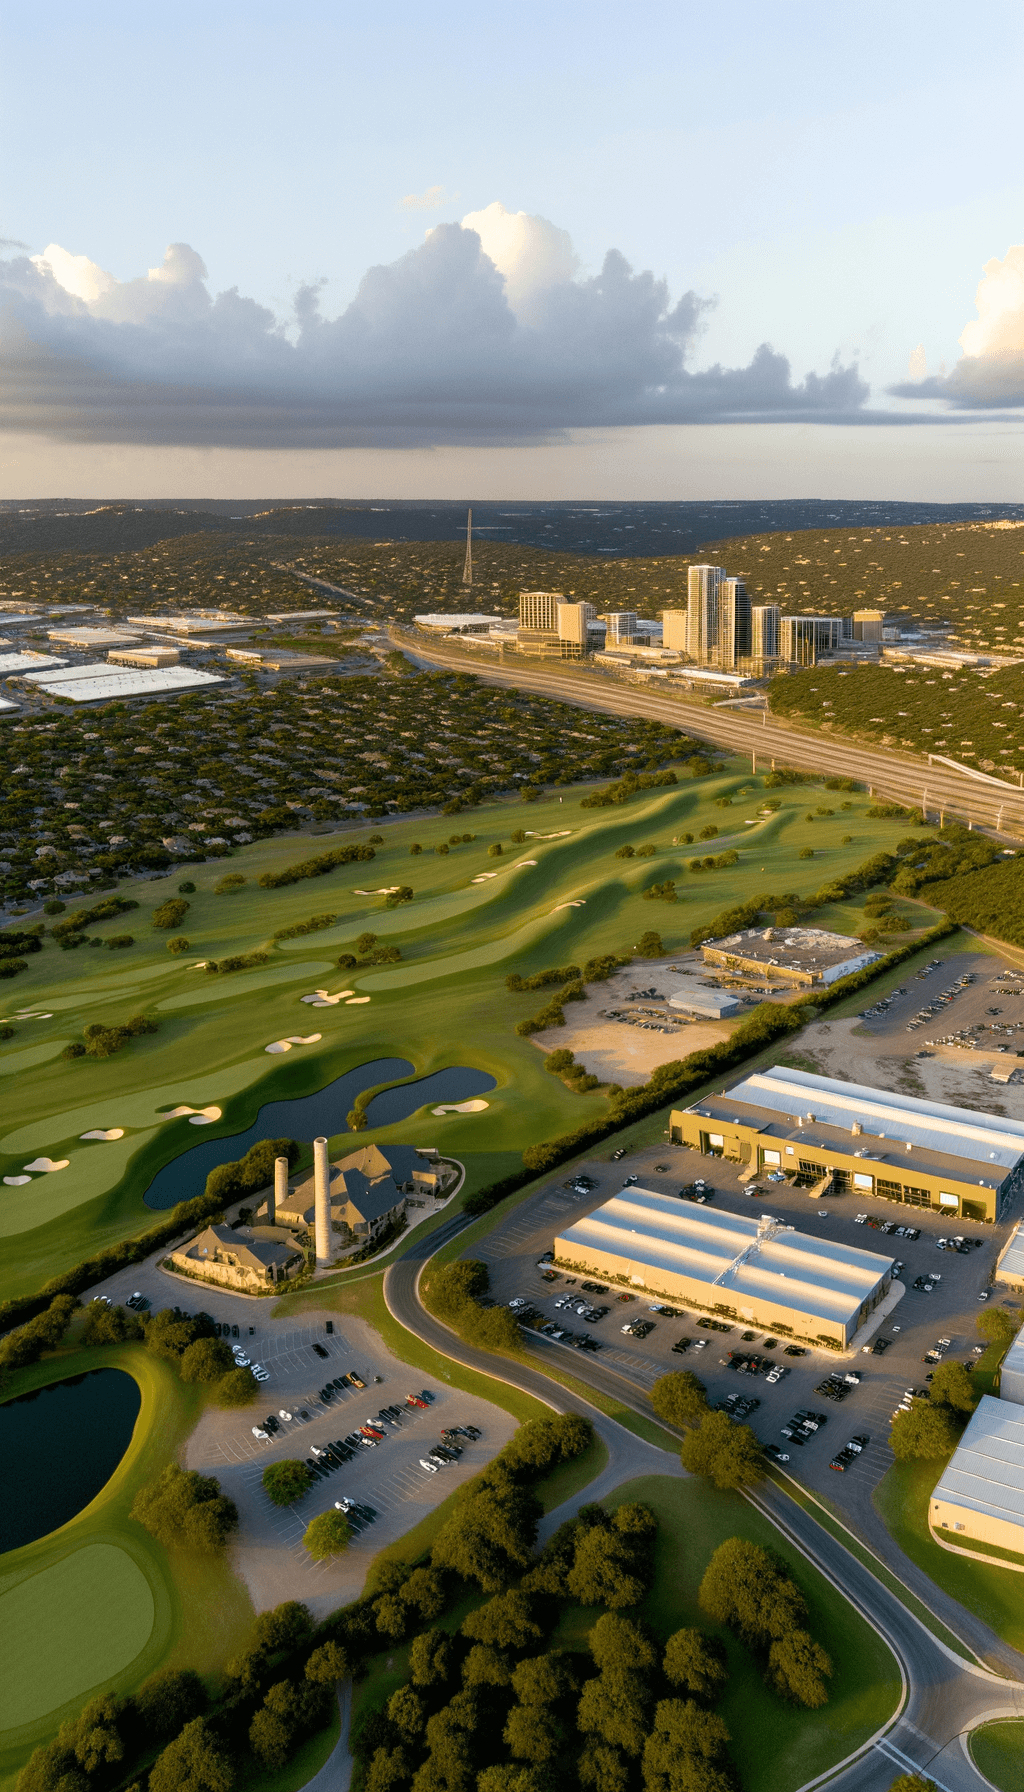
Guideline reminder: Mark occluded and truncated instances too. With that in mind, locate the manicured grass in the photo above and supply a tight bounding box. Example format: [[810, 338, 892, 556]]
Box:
[[556, 1475, 901, 1792], [535, 1432, 609, 1513], [969, 1719, 1024, 1790], [874, 1458, 1024, 1653], [0, 1345, 254, 1773], [1, 772, 923, 1303], [0, 1542, 155, 1729]]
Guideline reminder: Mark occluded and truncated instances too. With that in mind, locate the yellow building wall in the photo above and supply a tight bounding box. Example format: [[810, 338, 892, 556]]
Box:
[[930, 1498, 1024, 1556]]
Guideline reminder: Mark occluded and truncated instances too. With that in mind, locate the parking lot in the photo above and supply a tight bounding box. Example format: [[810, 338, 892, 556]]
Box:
[[185, 1308, 517, 1615], [473, 1131, 1021, 1507]]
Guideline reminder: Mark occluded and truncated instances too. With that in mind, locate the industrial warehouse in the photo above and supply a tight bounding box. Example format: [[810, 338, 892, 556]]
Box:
[[553, 1189, 894, 1348], [930, 1396, 1024, 1555], [670, 1065, 1024, 1223]]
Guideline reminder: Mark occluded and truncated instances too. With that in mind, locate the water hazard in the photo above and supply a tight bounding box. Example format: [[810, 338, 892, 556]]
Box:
[[0, 1368, 141, 1553], [142, 1060, 497, 1210], [143, 1057, 413, 1209]]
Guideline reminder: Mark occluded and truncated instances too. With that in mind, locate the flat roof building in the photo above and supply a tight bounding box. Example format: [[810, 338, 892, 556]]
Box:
[[554, 1188, 893, 1347], [999, 1324, 1024, 1407], [19, 666, 226, 703], [670, 1065, 1024, 1223], [668, 987, 741, 1020], [108, 645, 181, 668], [701, 926, 879, 987], [930, 1396, 1024, 1553], [0, 651, 67, 674], [47, 626, 140, 649], [413, 614, 503, 633], [995, 1220, 1024, 1292]]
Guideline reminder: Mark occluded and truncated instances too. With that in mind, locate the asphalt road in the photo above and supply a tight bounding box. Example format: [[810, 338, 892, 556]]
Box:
[[385, 1219, 1024, 1792], [397, 632, 1024, 835]]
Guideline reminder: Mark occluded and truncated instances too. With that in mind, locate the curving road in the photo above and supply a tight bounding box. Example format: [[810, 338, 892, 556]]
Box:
[[395, 631, 1024, 837], [385, 1218, 1024, 1792]]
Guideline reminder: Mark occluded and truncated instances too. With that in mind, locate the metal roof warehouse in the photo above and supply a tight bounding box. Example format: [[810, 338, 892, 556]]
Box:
[[930, 1396, 1024, 1553], [670, 1065, 1024, 1224], [554, 1188, 894, 1347]]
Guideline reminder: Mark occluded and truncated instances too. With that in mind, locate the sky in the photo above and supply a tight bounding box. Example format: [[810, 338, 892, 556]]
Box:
[[2, 0, 1023, 499]]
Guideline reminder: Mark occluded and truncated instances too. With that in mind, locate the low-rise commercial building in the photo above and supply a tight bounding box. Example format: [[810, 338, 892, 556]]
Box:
[[930, 1396, 1024, 1553], [668, 987, 741, 1020], [413, 614, 503, 634], [700, 926, 878, 987], [998, 1324, 1024, 1406], [670, 1065, 1024, 1222], [108, 646, 181, 668], [554, 1188, 893, 1347], [995, 1220, 1024, 1292], [47, 627, 140, 649]]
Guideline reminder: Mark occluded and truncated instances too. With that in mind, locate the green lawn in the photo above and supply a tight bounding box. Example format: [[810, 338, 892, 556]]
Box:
[[0, 770, 925, 1302], [235, 1701, 341, 1792], [969, 1719, 1024, 1790], [0, 1345, 254, 1773], [874, 1459, 1024, 1654], [553, 1475, 901, 1792]]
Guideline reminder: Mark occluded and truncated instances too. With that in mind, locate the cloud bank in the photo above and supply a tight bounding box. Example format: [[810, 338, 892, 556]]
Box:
[[0, 207, 868, 447], [892, 243, 1024, 409]]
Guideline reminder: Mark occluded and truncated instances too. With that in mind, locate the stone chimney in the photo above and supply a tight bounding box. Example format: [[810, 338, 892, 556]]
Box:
[[313, 1136, 332, 1267], [270, 1154, 288, 1226]]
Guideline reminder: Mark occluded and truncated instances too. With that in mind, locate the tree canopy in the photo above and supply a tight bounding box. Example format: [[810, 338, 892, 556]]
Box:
[[130, 1464, 238, 1553]]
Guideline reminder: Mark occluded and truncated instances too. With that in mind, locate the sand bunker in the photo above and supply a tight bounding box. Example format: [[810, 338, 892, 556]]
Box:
[[23, 1157, 70, 1173], [164, 1104, 223, 1124], [300, 989, 355, 1007], [3, 1175, 31, 1186], [353, 886, 401, 895], [432, 1099, 490, 1115], [80, 1128, 125, 1141], [554, 900, 585, 910], [11, 1010, 54, 1019], [346, 996, 371, 1005], [265, 1033, 323, 1054], [471, 873, 498, 883]]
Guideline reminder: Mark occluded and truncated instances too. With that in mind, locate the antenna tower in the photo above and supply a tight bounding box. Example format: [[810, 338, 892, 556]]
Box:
[[462, 507, 473, 585]]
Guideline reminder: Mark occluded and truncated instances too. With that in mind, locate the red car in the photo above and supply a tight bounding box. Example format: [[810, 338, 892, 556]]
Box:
[[406, 1394, 428, 1409], [360, 1424, 386, 1439]]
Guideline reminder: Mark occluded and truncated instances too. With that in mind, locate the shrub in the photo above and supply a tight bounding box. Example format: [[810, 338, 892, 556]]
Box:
[[258, 842, 376, 888], [179, 1337, 235, 1383], [106, 934, 134, 948], [153, 898, 190, 929], [273, 912, 337, 940], [304, 1510, 352, 1560], [167, 935, 191, 953], [178, 881, 196, 893], [488, 843, 503, 857], [214, 874, 246, 893], [642, 880, 678, 903], [205, 951, 270, 974], [213, 1366, 259, 1407]]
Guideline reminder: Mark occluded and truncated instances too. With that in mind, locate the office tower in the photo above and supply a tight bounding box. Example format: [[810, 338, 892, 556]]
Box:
[[661, 609, 688, 652], [603, 610, 638, 645], [556, 601, 596, 659], [717, 578, 750, 669], [686, 564, 726, 664], [780, 615, 844, 666], [519, 591, 562, 629], [853, 608, 884, 642], [751, 604, 780, 663]]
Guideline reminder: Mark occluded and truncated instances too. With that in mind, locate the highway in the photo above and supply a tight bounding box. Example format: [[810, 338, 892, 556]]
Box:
[[395, 631, 1024, 837], [385, 1217, 1024, 1792]]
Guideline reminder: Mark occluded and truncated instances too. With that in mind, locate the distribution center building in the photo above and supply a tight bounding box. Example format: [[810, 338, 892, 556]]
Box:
[[930, 1396, 1024, 1553], [999, 1325, 1024, 1407], [553, 1188, 894, 1347], [670, 1065, 1024, 1223]]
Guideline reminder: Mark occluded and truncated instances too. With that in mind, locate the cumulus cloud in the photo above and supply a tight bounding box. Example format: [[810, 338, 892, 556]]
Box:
[[891, 243, 1024, 408], [400, 185, 456, 212], [0, 210, 868, 447]]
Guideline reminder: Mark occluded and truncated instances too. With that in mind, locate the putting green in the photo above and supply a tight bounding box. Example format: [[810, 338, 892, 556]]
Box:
[[0, 1543, 155, 1728]]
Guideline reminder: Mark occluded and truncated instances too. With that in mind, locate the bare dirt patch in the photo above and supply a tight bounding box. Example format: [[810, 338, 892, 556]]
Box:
[[530, 957, 735, 1086]]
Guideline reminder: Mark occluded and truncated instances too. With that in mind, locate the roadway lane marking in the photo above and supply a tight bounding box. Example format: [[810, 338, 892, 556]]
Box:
[[875, 1735, 951, 1791]]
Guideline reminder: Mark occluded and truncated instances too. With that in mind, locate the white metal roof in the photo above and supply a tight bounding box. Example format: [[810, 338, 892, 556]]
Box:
[[0, 652, 67, 673], [20, 667, 226, 702], [997, 1221, 1024, 1282], [26, 661, 126, 684], [931, 1395, 1024, 1527], [1000, 1324, 1024, 1395], [47, 627, 141, 646], [414, 613, 502, 627], [556, 1187, 892, 1327], [723, 1065, 1024, 1173]]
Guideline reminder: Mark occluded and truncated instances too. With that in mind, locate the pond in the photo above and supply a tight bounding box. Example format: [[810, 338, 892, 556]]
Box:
[[362, 1067, 497, 1127], [0, 1368, 141, 1553], [143, 1056, 414, 1208]]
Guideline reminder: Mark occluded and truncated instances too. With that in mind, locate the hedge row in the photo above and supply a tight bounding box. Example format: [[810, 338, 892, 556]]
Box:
[[0, 1138, 300, 1335], [257, 842, 376, 889]]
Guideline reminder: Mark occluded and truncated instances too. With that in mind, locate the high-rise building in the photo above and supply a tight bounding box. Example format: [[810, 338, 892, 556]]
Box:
[[780, 615, 844, 666], [750, 604, 780, 663], [853, 608, 884, 642], [717, 579, 751, 670], [519, 591, 562, 629], [602, 611, 639, 644], [556, 601, 598, 659], [661, 609, 688, 653], [686, 565, 726, 665]]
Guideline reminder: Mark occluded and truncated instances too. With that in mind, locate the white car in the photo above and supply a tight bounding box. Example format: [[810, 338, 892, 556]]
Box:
[[420, 1458, 440, 1473], [279, 1409, 293, 1421], [692, 1338, 708, 1350], [233, 1355, 250, 1368], [335, 1497, 354, 1512], [252, 1367, 269, 1381], [252, 1427, 269, 1440]]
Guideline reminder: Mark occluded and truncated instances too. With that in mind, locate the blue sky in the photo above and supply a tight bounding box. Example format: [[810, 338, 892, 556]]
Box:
[[2, 0, 1023, 497]]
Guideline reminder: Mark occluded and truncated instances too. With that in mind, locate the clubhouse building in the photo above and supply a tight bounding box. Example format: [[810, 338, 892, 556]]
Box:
[[553, 1188, 894, 1348], [670, 1065, 1024, 1224]]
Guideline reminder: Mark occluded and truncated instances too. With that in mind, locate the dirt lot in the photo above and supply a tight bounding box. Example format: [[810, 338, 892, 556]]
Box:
[[531, 956, 735, 1084], [778, 949, 1024, 1119]]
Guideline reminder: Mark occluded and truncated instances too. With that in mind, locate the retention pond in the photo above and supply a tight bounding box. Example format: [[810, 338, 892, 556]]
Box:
[[0, 1367, 141, 1553]]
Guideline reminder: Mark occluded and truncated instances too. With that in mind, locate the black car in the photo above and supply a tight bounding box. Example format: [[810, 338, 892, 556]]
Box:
[[312, 1343, 329, 1359], [325, 1321, 334, 1334]]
